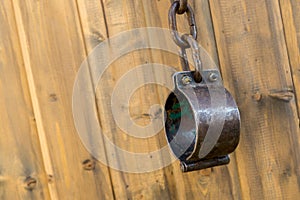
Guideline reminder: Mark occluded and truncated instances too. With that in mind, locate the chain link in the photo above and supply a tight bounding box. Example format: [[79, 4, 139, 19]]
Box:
[[168, 1, 197, 48], [181, 34, 202, 82], [169, 0, 202, 81]]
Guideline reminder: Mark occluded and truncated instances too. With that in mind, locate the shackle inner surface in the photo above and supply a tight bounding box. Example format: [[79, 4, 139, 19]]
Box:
[[165, 92, 196, 161]]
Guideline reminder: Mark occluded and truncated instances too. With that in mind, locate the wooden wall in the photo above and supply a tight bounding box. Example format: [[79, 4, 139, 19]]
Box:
[[1, 0, 300, 199]]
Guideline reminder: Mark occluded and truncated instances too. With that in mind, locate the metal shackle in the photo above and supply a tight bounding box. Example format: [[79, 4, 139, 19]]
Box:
[[164, 37, 240, 172], [164, 70, 240, 172]]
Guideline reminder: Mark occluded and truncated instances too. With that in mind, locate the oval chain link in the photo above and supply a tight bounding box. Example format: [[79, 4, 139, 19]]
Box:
[[169, 0, 201, 81], [168, 0, 197, 48]]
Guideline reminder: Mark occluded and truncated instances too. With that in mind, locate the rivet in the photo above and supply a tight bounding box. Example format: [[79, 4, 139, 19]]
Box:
[[181, 75, 192, 85], [24, 176, 37, 190], [82, 159, 95, 170], [208, 73, 218, 82]]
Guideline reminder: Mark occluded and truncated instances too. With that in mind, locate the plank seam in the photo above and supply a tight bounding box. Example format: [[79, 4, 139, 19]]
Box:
[[99, 0, 110, 38], [278, 0, 300, 119], [208, 1, 251, 199], [74, 0, 116, 199], [205, 0, 222, 76], [10, 0, 58, 199]]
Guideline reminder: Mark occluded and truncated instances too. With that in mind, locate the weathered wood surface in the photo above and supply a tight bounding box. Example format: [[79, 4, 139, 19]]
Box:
[[0, 0, 299, 199], [210, 0, 300, 199], [11, 0, 114, 199], [0, 1, 50, 199], [280, 0, 300, 117]]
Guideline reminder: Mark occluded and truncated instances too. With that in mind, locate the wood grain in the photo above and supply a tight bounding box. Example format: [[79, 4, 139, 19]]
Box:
[[279, 0, 300, 117], [11, 0, 114, 199], [0, 1, 50, 199], [77, 0, 172, 199], [210, 0, 300, 199], [76, 0, 243, 199], [1, 0, 300, 199]]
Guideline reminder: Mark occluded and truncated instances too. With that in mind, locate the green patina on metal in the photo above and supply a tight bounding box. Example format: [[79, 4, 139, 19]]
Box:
[[169, 99, 193, 120], [167, 97, 194, 135]]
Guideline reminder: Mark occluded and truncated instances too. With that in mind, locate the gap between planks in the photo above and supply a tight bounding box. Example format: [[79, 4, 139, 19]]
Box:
[[74, 0, 116, 199]]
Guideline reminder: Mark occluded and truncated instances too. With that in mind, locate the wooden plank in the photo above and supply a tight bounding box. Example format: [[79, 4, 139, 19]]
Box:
[[279, 0, 300, 117], [186, 1, 242, 199], [77, 0, 242, 199], [11, 0, 114, 199], [0, 1, 50, 199], [210, 0, 300, 199], [77, 0, 172, 199]]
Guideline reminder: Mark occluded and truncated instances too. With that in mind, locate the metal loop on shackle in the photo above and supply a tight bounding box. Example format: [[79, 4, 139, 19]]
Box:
[[168, 1, 197, 48], [181, 34, 202, 82]]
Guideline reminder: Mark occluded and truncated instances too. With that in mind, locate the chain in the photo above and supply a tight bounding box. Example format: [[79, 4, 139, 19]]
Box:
[[169, 0, 197, 48], [169, 0, 201, 82], [181, 34, 202, 82]]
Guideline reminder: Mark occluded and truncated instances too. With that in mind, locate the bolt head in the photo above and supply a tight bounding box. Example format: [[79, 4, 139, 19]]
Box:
[[208, 73, 218, 82], [181, 75, 192, 85]]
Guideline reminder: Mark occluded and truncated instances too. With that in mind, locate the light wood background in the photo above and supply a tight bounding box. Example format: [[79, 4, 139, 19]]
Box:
[[1, 0, 300, 199]]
